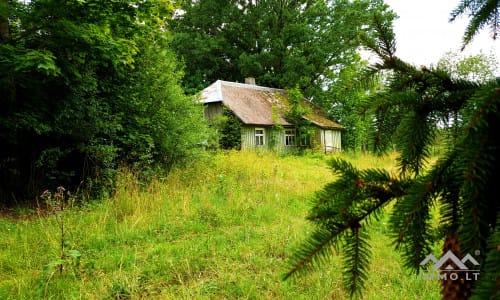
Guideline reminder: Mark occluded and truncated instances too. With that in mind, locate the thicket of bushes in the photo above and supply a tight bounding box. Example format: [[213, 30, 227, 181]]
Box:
[[0, 1, 206, 204]]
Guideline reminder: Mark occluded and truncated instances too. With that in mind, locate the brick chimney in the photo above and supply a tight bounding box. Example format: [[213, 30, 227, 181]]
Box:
[[245, 77, 256, 85]]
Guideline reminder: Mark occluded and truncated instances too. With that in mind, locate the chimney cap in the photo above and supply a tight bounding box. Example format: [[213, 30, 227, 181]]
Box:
[[245, 77, 256, 85]]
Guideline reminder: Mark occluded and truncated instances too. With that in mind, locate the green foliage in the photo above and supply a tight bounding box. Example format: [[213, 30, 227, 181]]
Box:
[[118, 34, 207, 172], [437, 50, 498, 83], [327, 57, 375, 152], [284, 86, 313, 150], [170, 0, 390, 99], [0, 0, 206, 203], [470, 212, 500, 300], [450, 0, 500, 49], [284, 158, 409, 295], [287, 2, 500, 299], [0, 152, 440, 299], [214, 107, 242, 150]]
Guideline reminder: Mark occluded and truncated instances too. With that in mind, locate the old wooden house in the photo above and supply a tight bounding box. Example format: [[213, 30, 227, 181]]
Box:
[[201, 79, 342, 152]]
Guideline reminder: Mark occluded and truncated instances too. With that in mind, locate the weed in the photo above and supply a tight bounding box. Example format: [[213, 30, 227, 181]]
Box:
[[40, 187, 82, 280], [0, 151, 440, 299]]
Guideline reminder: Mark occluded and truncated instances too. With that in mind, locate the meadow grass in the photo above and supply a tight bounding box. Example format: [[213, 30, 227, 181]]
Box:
[[0, 150, 440, 299]]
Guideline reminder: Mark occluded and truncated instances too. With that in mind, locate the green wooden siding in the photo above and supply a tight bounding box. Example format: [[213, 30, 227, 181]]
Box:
[[241, 125, 341, 152], [269, 127, 285, 152], [241, 126, 287, 151], [241, 126, 256, 150], [203, 103, 223, 123]]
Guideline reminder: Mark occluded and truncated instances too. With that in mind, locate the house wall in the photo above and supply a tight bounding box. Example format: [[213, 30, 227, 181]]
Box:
[[241, 126, 255, 150], [269, 127, 286, 152], [205, 106, 342, 153], [241, 126, 289, 151], [204, 102, 224, 123]]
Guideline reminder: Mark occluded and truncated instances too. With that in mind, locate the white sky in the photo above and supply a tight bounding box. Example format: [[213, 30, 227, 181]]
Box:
[[381, 0, 500, 73]]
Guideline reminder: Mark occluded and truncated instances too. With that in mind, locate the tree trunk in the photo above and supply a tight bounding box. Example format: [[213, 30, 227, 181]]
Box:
[[440, 233, 474, 300]]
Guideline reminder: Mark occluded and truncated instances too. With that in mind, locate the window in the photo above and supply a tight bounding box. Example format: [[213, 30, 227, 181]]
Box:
[[285, 129, 295, 146], [299, 129, 311, 146], [255, 128, 265, 146], [300, 134, 311, 146]]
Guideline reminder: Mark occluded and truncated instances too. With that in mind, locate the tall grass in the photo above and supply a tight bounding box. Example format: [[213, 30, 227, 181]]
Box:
[[0, 151, 439, 299]]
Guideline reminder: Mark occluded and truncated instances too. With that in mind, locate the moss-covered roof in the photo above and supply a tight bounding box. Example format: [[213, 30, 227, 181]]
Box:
[[201, 80, 342, 129]]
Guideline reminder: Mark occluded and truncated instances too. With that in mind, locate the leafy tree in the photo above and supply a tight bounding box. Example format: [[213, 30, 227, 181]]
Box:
[[435, 51, 498, 148], [286, 2, 500, 300], [170, 0, 388, 100], [0, 0, 205, 203], [215, 107, 242, 150], [118, 35, 207, 173], [327, 57, 376, 152], [437, 50, 498, 84]]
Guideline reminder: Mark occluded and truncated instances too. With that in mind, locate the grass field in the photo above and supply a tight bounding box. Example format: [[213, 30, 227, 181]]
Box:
[[0, 151, 440, 299]]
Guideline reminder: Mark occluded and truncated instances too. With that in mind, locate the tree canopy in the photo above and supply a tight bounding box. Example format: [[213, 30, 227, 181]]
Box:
[[437, 50, 498, 83], [169, 0, 389, 101], [327, 57, 375, 152], [0, 0, 206, 203]]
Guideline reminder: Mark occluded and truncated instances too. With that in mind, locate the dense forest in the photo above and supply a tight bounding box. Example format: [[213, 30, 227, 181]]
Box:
[[0, 0, 207, 203]]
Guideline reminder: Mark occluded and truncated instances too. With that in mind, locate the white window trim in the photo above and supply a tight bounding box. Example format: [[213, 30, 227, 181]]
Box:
[[255, 128, 265, 146], [285, 128, 296, 146]]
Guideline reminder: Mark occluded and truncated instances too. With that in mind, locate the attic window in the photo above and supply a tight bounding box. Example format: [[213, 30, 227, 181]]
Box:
[[255, 128, 265, 146], [285, 129, 295, 146]]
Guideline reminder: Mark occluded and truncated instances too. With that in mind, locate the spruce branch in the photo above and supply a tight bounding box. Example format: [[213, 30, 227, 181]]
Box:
[[456, 82, 500, 255], [288, 4, 500, 298], [428, 151, 463, 234], [343, 226, 371, 298], [285, 158, 404, 296], [450, 0, 500, 49], [283, 227, 344, 281], [470, 212, 500, 300], [394, 110, 435, 177], [390, 175, 436, 271]]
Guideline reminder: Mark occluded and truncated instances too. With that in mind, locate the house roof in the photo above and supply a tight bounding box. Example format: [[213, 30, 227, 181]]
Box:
[[200, 80, 342, 129]]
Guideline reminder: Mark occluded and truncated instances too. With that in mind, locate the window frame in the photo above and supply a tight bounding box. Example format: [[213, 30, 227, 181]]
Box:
[[284, 128, 296, 147], [255, 128, 265, 146]]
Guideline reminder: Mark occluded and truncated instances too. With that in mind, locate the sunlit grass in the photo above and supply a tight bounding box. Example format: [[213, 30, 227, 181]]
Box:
[[0, 150, 439, 299]]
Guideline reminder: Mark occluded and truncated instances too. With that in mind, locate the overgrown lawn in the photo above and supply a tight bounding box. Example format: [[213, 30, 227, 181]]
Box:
[[0, 151, 439, 299]]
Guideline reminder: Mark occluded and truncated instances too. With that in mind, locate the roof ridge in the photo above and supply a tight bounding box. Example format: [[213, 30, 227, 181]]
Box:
[[217, 80, 285, 92], [216, 80, 223, 102]]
